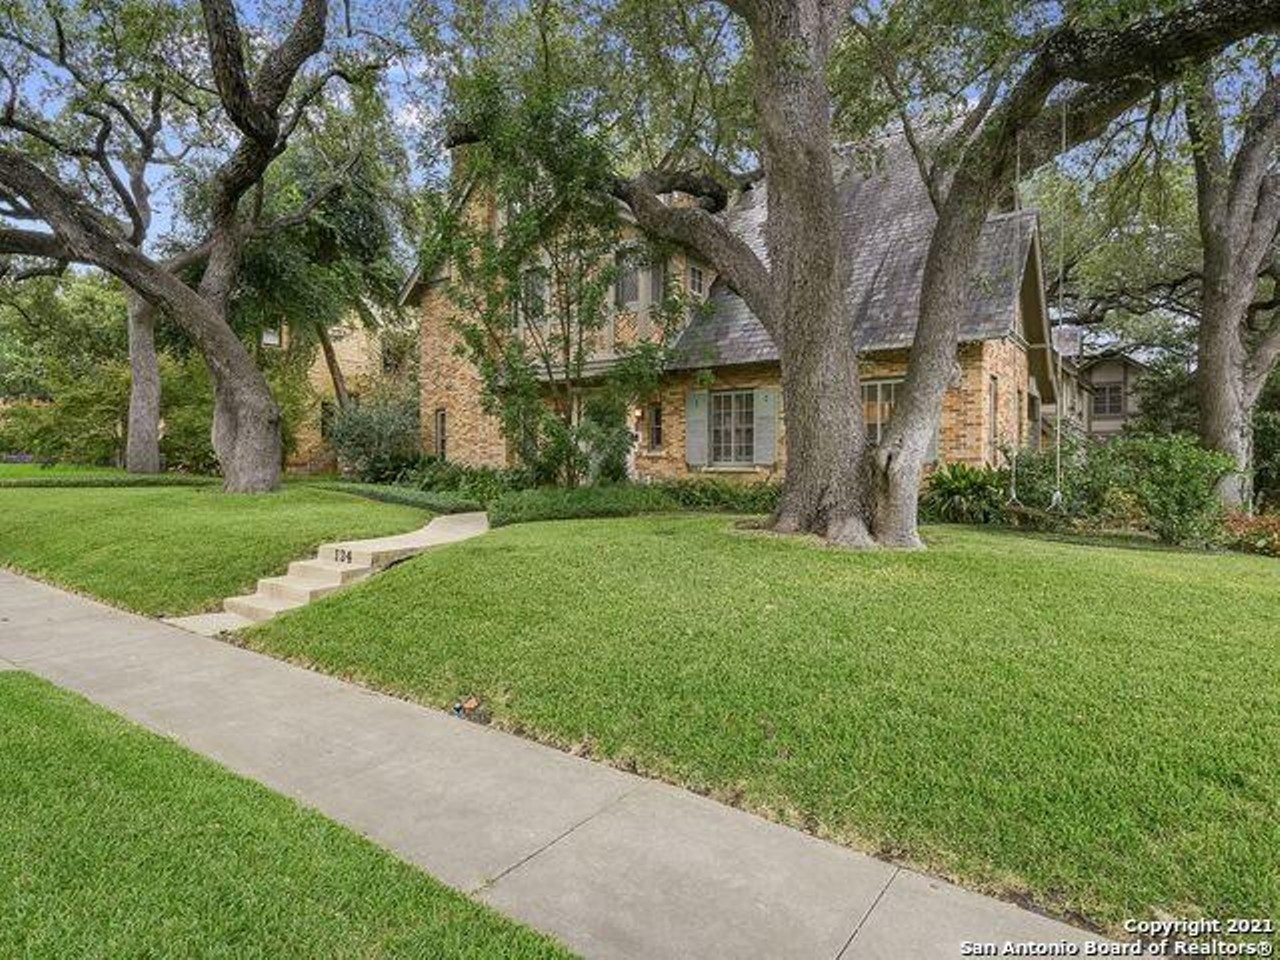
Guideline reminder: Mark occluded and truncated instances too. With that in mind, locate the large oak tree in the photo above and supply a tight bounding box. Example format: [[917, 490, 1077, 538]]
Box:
[[0, 0, 377, 490]]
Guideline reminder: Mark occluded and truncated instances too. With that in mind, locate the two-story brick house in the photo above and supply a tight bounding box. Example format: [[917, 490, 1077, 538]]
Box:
[[402, 143, 1058, 479]]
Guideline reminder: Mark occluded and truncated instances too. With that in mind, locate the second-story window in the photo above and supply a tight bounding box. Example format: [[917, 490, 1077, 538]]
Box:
[[521, 269, 547, 330], [615, 252, 640, 309], [1093, 383, 1124, 417], [648, 259, 667, 308], [688, 264, 705, 296]]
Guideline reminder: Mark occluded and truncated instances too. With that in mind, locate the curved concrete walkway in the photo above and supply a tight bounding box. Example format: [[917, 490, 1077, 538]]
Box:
[[166, 512, 490, 636], [0, 568, 1110, 959]]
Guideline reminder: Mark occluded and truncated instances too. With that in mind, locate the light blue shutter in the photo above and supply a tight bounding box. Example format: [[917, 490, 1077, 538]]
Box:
[[686, 390, 709, 467], [753, 387, 778, 465]]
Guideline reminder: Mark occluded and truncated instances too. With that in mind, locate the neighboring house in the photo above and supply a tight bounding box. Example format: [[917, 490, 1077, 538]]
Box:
[[277, 317, 389, 474], [1079, 351, 1147, 440], [403, 141, 1059, 479]]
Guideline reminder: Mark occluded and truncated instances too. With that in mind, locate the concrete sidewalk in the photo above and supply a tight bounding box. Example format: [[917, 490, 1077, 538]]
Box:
[[0, 569, 1105, 959]]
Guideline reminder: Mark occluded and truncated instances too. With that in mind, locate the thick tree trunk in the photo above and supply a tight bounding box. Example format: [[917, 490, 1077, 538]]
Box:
[[125, 293, 163, 474], [774, 331, 872, 546], [1198, 289, 1255, 510], [749, 1, 873, 545], [870, 180, 995, 547], [211, 363, 283, 492], [317, 323, 351, 410]]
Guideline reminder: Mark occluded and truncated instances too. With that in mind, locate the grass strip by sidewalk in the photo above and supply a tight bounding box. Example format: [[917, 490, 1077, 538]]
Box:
[[0, 672, 571, 959]]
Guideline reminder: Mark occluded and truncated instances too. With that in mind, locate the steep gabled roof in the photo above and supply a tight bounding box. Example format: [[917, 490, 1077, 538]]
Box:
[[668, 141, 1041, 370]]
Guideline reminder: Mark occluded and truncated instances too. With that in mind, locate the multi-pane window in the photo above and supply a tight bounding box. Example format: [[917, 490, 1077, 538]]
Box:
[[648, 260, 667, 305], [862, 378, 938, 460], [615, 252, 640, 307], [861, 380, 899, 444], [521, 269, 546, 328], [710, 390, 754, 464], [434, 408, 447, 460], [647, 403, 663, 450], [688, 264, 705, 296], [1093, 382, 1124, 417]]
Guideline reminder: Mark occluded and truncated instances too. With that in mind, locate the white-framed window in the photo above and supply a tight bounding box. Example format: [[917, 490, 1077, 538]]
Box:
[[688, 263, 705, 296], [861, 379, 899, 444], [710, 390, 754, 464], [434, 408, 447, 460], [1093, 382, 1124, 417]]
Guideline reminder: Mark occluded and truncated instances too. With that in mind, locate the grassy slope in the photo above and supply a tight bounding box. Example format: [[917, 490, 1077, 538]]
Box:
[[0, 486, 426, 616], [0, 673, 570, 959], [245, 517, 1280, 931]]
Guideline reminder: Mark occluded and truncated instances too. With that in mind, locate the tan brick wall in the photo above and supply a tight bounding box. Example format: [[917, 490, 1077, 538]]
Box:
[[420, 280, 509, 468], [982, 337, 1031, 467], [628, 339, 1031, 482]]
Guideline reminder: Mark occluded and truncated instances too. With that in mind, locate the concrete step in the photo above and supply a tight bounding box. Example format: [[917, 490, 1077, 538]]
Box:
[[258, 576, 346, 604], [287, 558, 373, 586], [316, 541, 414, 570], [224, 592, 306, 623]]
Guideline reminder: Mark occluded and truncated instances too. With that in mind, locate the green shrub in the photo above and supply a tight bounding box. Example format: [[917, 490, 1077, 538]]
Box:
[[400, 457, 535, 505], [1005, 434, 1232, 546], [1254, 411, 1280, 512], [328, 394, 421, 483], [159, 356, 218, 474], [0, 363, 130, 465], [1087, 435, 1231, 546], [306, 481, 483, 514], [489, 484, 676, 527], [655, 478, 780, 514], [920, 462, 1008, 524]]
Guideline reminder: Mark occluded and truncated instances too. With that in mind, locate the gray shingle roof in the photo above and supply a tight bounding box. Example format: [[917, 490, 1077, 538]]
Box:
[[667, 142, 1039, 370]]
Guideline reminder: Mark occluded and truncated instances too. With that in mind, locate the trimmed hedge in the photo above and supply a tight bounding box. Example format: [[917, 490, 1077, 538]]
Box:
[[0, 473, 217, 489], [489, 485, 678, 527], [306, 481, 483, 515], [488, 478, 783, 528], [656, 478, 781, 514]]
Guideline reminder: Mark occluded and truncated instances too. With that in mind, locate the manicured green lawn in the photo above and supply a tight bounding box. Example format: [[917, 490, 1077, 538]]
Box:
[[0, 672, 570, 959], [0, 486, 427, 615], [244, 516, 1280, 932]]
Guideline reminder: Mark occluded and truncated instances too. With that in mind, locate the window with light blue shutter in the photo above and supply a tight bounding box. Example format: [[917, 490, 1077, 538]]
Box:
[[686, 390, 709, 467], [753, 387, 778, 465]]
